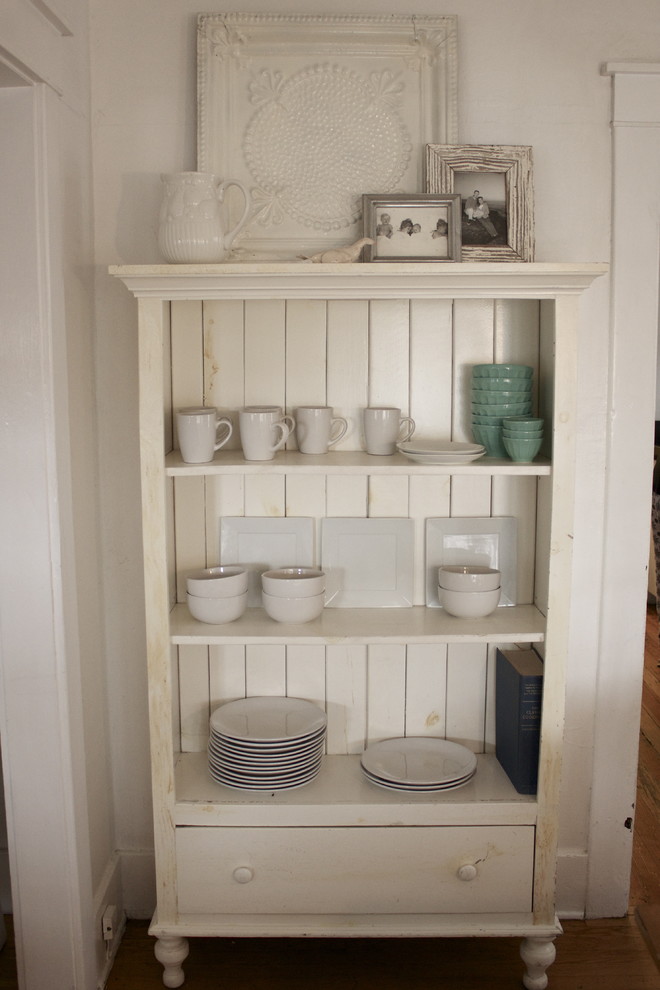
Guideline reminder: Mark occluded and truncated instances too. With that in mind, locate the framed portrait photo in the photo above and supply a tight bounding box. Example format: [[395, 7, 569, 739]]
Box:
[[362, 193, 462, 263], [425, 145, 534, 261]]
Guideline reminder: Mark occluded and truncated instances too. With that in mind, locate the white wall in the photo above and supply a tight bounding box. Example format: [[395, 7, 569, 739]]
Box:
[[89, 0, 660, 917]]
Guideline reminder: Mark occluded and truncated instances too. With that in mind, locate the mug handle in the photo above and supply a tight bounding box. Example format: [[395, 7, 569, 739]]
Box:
[[398, 417, 415, 444], [214, 417, 234, 452], [271, 421, 290, 452], [328, 417, 348, 447], [217, 179, 253, 252]]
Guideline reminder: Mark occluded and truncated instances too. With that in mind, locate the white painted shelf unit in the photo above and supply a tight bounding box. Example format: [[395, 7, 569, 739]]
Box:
[[111, 262, 606, 990]]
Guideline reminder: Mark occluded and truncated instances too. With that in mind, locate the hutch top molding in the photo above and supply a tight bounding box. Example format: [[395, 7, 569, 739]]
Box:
[[110, 262, 607, 301]]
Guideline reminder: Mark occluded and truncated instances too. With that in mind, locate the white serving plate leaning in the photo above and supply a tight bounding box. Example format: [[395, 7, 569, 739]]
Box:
[[425, 516, 518, 608], [397, 440, 486, 465], [321, 517, 414, 607], [220, 517, 314, 606], [360, 737, 477, 786]]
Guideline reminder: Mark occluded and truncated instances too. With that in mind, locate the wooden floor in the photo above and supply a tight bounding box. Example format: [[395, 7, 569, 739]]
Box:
[[1, 611, 659, 988]]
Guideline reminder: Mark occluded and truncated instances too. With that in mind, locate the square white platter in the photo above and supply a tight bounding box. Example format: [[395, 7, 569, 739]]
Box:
[[220, 517, 315, 606], [425, 517, 518, 608], [321, 518, 414, 607]]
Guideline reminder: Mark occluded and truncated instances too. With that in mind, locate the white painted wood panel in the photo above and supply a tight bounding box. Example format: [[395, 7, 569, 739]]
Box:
[[409, 299, 454, 438], [446, 643, 488, 753], [285, 645, 326, 715], [203, 299, 244, 449], [285, 300, 327, 443], [326, 475, 368, 516], [368, 299, 410, 411], [405, 643, 448, 737], [326, 300, 369, 450], [178, 645, 209, 752], [171, 301, 204, 410], [368, 474, 409, 517], [492, 475, 537, 604], [325, 645, 367, 754], [244, 474, 285, 517], [244, 299, 286, 406], [366, 645, 407, 743], [245, 644, 286, 696], [209, 645, 246, 710], [173, 476, 207, 601]]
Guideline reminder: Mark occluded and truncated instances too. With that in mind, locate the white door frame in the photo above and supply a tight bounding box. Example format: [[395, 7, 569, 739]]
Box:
[[587, 63, 660, 916], [0, 74, 96, 988]]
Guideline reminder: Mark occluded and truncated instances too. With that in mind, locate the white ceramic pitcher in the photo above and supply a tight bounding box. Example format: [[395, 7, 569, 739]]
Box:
[[158, 171, 252, 263]]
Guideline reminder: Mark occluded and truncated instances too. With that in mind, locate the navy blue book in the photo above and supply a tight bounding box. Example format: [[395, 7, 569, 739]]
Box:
[[495, 648, 544, 794]]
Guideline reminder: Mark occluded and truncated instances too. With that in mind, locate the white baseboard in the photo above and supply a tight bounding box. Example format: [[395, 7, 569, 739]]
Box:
[[93, 854, 125, 989], [556, 850, 588, 919], [119, 848, 156, 920]]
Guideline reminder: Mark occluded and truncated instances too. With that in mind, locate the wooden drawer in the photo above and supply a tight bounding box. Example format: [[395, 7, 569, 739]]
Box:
[[175, 825, 534, 915]]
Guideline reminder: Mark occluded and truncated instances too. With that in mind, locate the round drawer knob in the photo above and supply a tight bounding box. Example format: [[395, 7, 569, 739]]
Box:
[[457, 864, 478, 882], [232, 866, 254, 884]]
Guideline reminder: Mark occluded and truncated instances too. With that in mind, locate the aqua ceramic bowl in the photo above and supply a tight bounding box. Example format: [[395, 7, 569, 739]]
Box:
[[471, 389, 532, 404], [502, 427, 544, 439], [472, 378, 533, 392], [472, 364, 533, 379], [502, 416, 544, 430], [503, 436, 543, 462], [471, 402, 532, 417], [472, 414, 507, 426], [471, 424, 507, 457]]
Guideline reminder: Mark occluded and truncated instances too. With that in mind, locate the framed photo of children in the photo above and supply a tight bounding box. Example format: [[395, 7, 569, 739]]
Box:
[[425, 145, 534, 261], [362, 193, 462, 263]]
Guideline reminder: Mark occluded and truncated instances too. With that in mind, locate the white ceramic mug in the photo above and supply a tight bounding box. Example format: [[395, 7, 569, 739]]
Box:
[[239, 406, 295, 461], [176, 407, 233, 463], [295, 406, 348, 454], [363, 406, 415, 455]]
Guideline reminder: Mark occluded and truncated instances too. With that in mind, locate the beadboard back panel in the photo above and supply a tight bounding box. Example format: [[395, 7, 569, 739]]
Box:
[[165, 297, 548, 759]]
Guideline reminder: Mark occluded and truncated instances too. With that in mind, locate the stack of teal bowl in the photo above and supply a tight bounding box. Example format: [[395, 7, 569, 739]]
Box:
[[501, 416, 544, 462], [471, 364, 534, 458]]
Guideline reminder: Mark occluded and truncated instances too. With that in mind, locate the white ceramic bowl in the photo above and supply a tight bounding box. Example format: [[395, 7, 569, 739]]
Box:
[[262, 591, 325, 623], [438, 565, 501, 593], [438, 586, 501, 618], [261, 567, 325, 598], [186, 565, 248, 598], [187, 590, 248, 623]]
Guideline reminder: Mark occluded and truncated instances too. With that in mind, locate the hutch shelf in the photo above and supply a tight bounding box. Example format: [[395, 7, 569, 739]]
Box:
[[111, 261, 606, 989]]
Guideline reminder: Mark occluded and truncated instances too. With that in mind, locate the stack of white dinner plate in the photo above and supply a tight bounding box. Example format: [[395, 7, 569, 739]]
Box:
[[208, 696, 327, 791], [360, 737, 477, 792], [396, 440, 486, 465]]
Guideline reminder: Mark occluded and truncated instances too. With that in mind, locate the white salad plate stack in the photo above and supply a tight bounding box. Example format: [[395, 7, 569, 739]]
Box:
[[396, 440, 486, 465], [208, 696, 327, 791], [360, 737, 477, 792]]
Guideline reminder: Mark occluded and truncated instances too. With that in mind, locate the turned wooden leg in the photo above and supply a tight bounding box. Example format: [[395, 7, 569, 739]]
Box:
[[154, 935, 189, 988], [520, 936, 557, 989]]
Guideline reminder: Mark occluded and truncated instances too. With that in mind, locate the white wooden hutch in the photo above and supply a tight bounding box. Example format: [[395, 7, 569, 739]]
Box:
[[111, 261, 606, 989]]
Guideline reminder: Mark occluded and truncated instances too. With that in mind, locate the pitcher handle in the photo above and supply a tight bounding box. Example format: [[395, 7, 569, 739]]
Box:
[[217, 179, 252, 252]]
